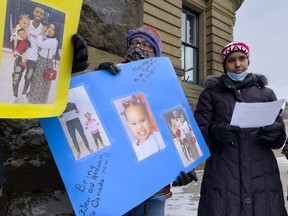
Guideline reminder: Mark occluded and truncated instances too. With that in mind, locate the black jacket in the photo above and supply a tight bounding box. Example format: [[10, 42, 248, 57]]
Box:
[[194, 73, 287, 216]]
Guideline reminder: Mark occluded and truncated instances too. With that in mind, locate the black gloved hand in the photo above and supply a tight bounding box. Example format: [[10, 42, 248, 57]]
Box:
[[72, 34, 89, 73], [258, 121, 282, 142], [97, 62, 121, 75], [172, 169, 198, 187], [211, 124, 241, 144]]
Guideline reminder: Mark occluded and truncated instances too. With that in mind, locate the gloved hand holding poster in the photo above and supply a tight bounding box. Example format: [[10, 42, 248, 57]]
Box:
[[40, 57, 210, 215], [0, 0, 83, 118]]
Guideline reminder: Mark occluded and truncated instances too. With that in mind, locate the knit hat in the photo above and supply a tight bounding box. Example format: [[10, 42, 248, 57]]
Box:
[[126, 26, 162, 57], [221, 41, 250, 64]]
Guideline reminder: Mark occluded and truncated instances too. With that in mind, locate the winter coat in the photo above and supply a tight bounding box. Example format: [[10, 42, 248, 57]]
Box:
[[194, 73, 287, 216]]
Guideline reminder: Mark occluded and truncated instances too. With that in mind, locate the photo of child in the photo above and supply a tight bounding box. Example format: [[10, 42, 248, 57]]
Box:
[[84, 112, 106, 150], [114, 93, 166, 161], [59, 85, 111, 160], [163, 107, 203, 167], [1, 0, 65, 104], [10, 14, 31, 69]]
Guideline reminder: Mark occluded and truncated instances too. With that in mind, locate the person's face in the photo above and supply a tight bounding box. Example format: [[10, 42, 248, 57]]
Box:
[[225, 52, 249, 74], [127, 37, 156, 61], [33, 7, 45, 22], [173, 111, 178, 118], [19, 18, 29, 29], [180, 115, 185, 123], [85, 113, 91, 120], [129, 37, 152, 51], [125, 105, 151, 142], [47, 24, 55, 37]]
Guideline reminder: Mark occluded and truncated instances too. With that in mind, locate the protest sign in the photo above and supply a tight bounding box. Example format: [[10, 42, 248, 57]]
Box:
[[0, 0, 82, 118], [40, 57, 210, 215]]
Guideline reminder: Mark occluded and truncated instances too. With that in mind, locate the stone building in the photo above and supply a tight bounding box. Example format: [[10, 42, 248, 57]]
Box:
[[80, 0, 244, 110], [0, 0, 244, 214]]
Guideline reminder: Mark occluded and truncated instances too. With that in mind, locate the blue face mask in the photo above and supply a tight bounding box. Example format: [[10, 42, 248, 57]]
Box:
[[227, 71, 249, 82]]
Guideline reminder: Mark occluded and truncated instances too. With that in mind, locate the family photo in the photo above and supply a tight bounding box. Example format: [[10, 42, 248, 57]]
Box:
[[59, 85, 111, 160], [163, 107, 202, 167], [0, 0, 65, 104]]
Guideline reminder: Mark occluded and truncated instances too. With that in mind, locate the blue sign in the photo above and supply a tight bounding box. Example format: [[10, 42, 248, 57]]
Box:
[[40, 57, 210, 215]]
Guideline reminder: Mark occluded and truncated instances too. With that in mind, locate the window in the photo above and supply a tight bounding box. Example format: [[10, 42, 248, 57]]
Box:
[[181, 7, 199, 84]]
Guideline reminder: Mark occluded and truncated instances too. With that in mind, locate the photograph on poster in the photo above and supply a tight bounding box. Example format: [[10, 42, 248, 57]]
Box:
[[114, 92, 166, 161], [39, 57, 211, 215], [163, 106, 202, 167], [1, 0, 65, 104], [59, 85, 110, 160]]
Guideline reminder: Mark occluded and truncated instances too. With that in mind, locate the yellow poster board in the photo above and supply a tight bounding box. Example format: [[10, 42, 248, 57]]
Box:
[[0, 0, 83, 118]]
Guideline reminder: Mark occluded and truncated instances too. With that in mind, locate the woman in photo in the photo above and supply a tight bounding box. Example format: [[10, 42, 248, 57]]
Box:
[[28, 22, 59, 104]]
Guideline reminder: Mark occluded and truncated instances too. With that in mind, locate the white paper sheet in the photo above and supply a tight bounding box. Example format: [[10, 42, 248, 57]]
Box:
[[230, 99, 285, 128]]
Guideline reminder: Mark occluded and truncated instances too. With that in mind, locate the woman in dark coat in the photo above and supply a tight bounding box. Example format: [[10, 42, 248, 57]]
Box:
[[194, 41, 287, 216]]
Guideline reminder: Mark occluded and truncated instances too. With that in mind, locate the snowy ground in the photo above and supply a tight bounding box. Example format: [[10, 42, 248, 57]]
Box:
[[4, 155, 288, 215], [165, 171, 203, 216], [165, 154, 288, 216]]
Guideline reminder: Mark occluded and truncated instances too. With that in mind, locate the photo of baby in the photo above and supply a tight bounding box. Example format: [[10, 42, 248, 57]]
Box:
[[114, 92, 166, 161], [1, 0, 65, 104]]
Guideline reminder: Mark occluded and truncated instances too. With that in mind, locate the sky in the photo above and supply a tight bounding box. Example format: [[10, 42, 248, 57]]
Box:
[[234, 0, 288, 100]]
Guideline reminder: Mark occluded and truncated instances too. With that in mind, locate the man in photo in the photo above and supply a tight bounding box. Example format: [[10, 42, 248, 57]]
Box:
[[60, 102, 93, 159]]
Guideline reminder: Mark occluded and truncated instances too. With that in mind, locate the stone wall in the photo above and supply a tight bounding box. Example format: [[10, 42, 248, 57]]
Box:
[[78, 0, 144, 56], [1, 0, 145, 206], [0, 119, 64, 193]]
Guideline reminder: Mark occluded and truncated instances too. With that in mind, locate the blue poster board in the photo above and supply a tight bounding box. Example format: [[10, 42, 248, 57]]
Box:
[[40, 57, 210, 215]]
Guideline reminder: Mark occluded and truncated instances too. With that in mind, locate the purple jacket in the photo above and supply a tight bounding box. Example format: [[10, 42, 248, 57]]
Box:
[[194, 73, 287, 216]]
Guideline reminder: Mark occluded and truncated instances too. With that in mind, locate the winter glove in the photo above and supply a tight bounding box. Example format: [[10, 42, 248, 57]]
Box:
[[258, 121, 282, 142], [97, 62, 121, 75], [172, 169, 198, 187], [72, 34, 89, 73], [211, 123, 241, 144]]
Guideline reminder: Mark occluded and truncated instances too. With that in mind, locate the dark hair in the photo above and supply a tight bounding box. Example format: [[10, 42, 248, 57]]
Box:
[[122, 95, 149, 120], [84, 112, 91, 117]]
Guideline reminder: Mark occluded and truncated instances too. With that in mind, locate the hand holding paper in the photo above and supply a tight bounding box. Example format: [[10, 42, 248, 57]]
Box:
[[230, 99, 285, 128], [258, 121, 283, 142], [211, 123, 241, 144], [97, 62, 121, 75], [172, 169, 198, 187]]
